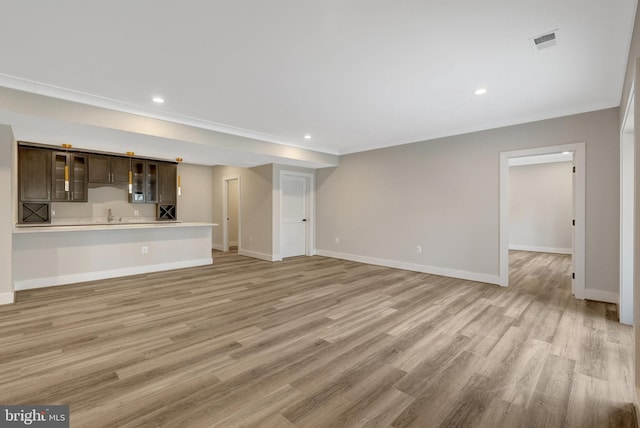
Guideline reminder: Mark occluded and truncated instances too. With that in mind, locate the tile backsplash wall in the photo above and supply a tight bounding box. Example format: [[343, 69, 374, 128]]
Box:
[[51, 185, 156, 223]]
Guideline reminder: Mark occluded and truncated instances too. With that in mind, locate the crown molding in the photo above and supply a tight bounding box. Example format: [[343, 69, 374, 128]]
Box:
[[0, 73, 340, 156]]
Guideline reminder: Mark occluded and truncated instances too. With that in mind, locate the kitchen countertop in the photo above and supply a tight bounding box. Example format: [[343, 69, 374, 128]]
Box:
[[13, 221, 218, 234]]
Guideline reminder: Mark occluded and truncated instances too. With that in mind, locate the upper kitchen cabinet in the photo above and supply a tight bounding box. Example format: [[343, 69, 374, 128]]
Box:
[[146, 161, 158, 203], [19, 146, 51, 202], [158, 162, 177, 204], [52, 152, 88, 202], [130, 159, 158, 204], [88, 155, 130, 184]]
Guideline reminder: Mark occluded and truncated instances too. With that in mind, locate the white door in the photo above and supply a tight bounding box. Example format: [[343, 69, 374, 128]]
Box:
[[281, 175, 307, 258], [223, 176, 241, 252], [227, 179, 239, 247], [571, 154, 576, 295]]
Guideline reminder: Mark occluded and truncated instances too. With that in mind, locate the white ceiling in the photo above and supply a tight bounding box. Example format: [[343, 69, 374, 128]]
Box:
[[0, 0, 636, 159]]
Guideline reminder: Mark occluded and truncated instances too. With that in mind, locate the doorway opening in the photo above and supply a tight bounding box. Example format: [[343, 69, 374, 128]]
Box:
[[223, 176, 240, 253], [620, 83, 634, 325], [508, 153, 574, 291], [500, 143, 586, 299]]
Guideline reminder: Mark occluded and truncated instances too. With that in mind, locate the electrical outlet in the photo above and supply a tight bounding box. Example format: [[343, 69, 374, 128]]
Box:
[[417, 245, 422, 254], [51, 209, 56, 217], [335, 237, 340, 244], [141, 246, 148, 254]]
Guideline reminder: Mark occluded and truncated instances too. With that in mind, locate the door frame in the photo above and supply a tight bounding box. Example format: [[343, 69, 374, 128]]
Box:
[[222, 175, 241, 253], [620, 81, 635, 325], [278, 170, 315, 260], [499, 142, 586, 299]]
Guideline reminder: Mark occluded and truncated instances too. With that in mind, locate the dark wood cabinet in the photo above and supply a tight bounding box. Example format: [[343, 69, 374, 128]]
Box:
[[130, 159, 145, 203], [156, 162, 177, 220], [110, 157, 131, 184], [129, 160, 158, 204], [72, 154, 89, 201], [19, 147, 51, 202], [89, 155, 130, 184], [52, 152, 88, 202], [158, 162, 177, 204], [18, 146, 51, 224], [88, 155, 109, 183], [146, 161, 158, 203], [18, 142, 179, 223], [157, 204, 177, 220]]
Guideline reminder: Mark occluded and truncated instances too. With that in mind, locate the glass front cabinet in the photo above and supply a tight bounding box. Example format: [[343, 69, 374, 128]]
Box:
[[130, 160, 158, 204], [52, 151, 88, 202]]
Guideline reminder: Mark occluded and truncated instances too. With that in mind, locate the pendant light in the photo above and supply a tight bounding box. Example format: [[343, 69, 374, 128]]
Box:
[[126, 152, 135, 194], [176, 158, 183, 196], [62, 144, 72, 192]]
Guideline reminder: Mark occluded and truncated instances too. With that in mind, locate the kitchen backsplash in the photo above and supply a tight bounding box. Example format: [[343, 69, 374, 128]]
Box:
[[51, 184, 156, 224]]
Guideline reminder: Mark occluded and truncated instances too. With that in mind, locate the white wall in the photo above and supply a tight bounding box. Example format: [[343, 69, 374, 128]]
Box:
[[620, 5, 640, 402], [211, 165, 273, 259], [0, 87, 338, 169], [177, 163, 214, 224], [316, 108, 620, 295], [175, 163, 215, 247], [634, 57, 640, 409], [52, 186, 156, 222], [13, 225, 213, 290], [509, 162, 573, 254], [0, 125, 15, 304], [239, 164, 273, 260]]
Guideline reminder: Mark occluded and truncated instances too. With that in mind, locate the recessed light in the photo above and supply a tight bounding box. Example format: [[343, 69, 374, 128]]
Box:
[[304, 135, 312, 139], [474, 88, 487, 95], [152, 96, 165, 104]]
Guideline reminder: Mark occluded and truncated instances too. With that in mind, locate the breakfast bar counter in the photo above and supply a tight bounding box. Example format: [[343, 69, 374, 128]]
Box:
[[12, 222, 217, 291], [13, 220, 213, 233]]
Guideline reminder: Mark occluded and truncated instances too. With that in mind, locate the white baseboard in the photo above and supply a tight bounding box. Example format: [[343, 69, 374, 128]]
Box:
[[636, 387, 640, 428], [509, 244, 572, 255], [212, 243, 224, 251], [584, 289, 618, 304], [14, 258, 213, 291], [315, 250, 501, 285], [0, 292, 14, 305], [238, 249, 277, 262]]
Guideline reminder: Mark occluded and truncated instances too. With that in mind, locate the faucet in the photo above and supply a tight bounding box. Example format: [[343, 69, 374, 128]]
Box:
[[107, 208, 114, 223]]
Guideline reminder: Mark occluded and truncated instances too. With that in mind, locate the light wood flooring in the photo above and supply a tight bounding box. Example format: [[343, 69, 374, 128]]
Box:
[[0, 250, 636, 427]]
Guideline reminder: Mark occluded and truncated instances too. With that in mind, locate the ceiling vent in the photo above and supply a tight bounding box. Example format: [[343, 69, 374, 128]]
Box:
[[529, 29, 558, 52]]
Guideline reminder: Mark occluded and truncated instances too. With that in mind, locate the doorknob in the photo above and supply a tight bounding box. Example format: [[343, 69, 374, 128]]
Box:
[[302, 219, 307, 222]]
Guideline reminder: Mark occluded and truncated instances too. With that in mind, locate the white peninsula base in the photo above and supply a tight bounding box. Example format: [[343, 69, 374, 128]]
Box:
[[12, 222, 216, 291]]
